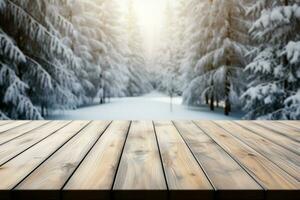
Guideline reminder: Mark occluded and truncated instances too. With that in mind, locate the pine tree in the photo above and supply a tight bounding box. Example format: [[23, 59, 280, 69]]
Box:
[[242, 0, 300, 119], [68, 0, 106, 103], [0, 0, 83, 119], [155, 0, 183, 95], [181, 0, 213, 106], [0, 28, 41, 119], [124, 0, 153, 96], [182, 0, 250, 115], [92, 0, 132, 98]]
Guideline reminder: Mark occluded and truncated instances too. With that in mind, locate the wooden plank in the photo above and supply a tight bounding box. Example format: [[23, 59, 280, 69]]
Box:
[[64, 121, 129, 189], [154, 121, 212, 189], [113, 121, 166, 200], [0, 121, 70, 165], [154, 121, 214, 200], [280, 121, 300, 130], [0, 121, 49, 145], [63, 121, 130, 200], [173, 121, 262, 200], [216, 121, 300, 181], [194, 121, 299, 190], [15, 121, 110, 191], [0, 121, 90, 190], [0, 121, 12, 126], [255, 121, 300, 142], [0, 121, 30, 133], [236, 121, 300, 155]]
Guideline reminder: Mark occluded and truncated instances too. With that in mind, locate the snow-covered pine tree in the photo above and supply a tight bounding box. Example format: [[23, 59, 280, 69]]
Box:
[[155, 0, 183, 95], [0, 0, 83, 118], [68, 0, 107, 103], [124, 0, 153, 96], [0, 28, 42, 119], [0, 1, 40, 119], [183, 0, 250, 115], [242, 0, 300, 119], [182, 0, 213, 106], [90, 0, 133, 98], [175, 0, 191, 90], [246, 0, 284, 17]]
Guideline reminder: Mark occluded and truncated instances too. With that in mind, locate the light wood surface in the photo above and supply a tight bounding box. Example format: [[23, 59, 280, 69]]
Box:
[[0, 121, 49, 145], [0, 121, 90, 189], [236, 121, 300, 155], [255, 121, 300, 142], [0, 120, 299, 200], [0, 121, 70, 165], [16, 121, 110, 190], [173, 121, 262, 190], [0, 121, 30, 134], [279, 121, 300, 130], [113, 121, 167, 190], [0, 121, 12, 126], [154, 121, 212, 190], [194, 121, 299, 190], [216, 121, 300, 181], [64, 121, 130, 190]]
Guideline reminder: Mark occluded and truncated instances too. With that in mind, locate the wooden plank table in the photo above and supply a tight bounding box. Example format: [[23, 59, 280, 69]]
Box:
[[0, 120, 299, 200]]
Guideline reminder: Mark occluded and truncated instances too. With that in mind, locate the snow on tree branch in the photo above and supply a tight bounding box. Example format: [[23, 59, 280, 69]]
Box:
[[4, 0, 80, 69], [0, 29, 26, 63], [250, 4, 300, 41], [284, 41, 300, 64]]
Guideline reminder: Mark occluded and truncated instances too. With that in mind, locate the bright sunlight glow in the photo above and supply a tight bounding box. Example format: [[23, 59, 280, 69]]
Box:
[[121, 0, 169, 58], [136, 0, 166, 57]]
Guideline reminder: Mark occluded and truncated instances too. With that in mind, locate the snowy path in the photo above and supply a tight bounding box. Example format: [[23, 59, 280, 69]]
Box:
[[48, 91, 243, 120]]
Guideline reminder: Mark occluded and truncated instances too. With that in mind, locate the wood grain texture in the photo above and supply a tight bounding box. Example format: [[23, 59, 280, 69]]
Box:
[[216, 121, 300, 181], [64, 121, 130, 190], [236, 121, 300, 155], [15, 121, 110, 190], [0, 121, 70, 165], [0, 121, 90, 189], [173, 121, 262, 190], [255, 121, 300, 142], [194, 121, 299, 190], [0, 120, 299, 200], [154, 121, 212, 190], [0, 121, 12, 126], [113, 121, 167, 190], [0, 121, 49, 145], [280, 121, 300, 130], [0, 121, 30, 133]]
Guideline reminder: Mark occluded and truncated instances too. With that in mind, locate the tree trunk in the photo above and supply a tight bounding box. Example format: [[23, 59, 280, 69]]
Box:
[[224, 76, 231, 116], [224, 99, 230, 116], [41, 104, 45, 117], [210, 95, 214, 111], [205, 94, 209, 105], [224, 7, 232, 116], [224, 64, 231, 116], [103, 87, 106, 104], [284, 0, 288, 6]]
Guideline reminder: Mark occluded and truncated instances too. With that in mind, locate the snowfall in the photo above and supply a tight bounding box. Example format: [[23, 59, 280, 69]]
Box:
[[48, 91, 243, 120]]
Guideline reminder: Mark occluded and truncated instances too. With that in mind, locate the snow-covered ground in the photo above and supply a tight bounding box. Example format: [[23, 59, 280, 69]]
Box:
[[48, 91, 243, 120]]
